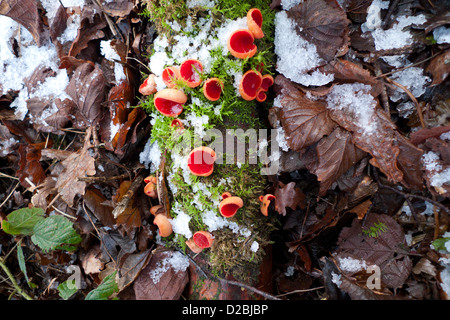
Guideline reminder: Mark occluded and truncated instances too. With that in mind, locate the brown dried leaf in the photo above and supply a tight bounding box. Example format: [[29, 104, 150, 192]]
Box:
[[17, 142, 46, 188], [55, 127, 96, 207], [426, 50, 450, 87], [276, 75, 337, 151], [287, 0, 350, 61], [314, 127, 367, 195], [84, 187, 115, 227], [103, 0, 134, 17], [335, 213, 412, 289], [114, 180, 142, 229], [116, 249, 151, 291], [66, 63, 106, 128], [68, 14, 106, 57], [81, 245, 104, 275], [274, 181, 306, 216], [133, 250, 189, 300], [0, 0, 48, 46], [50, 5, 68, 42], [410, 125, 450, 146]]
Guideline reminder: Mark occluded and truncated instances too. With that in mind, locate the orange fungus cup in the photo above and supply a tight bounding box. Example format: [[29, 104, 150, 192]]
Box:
[[239, 69, 262, 101], [179, 59, 203, 88], [187, 146, 216, 177], [153, 214, 173, 237], [193, 231, 214, 248], [139, 74, 157, 95], [203, 78, 223, 101], [153, 88, 188, 117], [219, 195, 244, 218], [259, 194, 276, 216], [162, 66, 180, 88], [247, 8, 264, 39], [227, 29, 257, 59]]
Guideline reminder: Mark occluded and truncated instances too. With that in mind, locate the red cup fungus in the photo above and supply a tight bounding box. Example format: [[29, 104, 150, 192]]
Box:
[[203, 77, 223, 101], [171, 118, 184, 129], [227, 29, 257, 59], [256, 88, 267, 102], [193, 230, 214, 248], [219, 195, 244, 218], [187, 146, 216, 177], [239, 69, 262, 101], [186, 238, 203, 254], [153, 214, 173, 237], [162, 66, 180, 88], [247, 8, 264, 39], [153, 88, 188, 117], [179, 59, 203, 88], [139, 74, 157, 95], [260, 74, 274, 91], [259, 194, 275, 216]]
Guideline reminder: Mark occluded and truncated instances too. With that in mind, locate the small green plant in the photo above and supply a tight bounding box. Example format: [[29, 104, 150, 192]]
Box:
[[432, 237, 450, 253], [362, 221, 388, 238]]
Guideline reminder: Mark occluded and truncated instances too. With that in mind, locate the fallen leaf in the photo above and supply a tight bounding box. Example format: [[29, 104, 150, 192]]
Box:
[[274, 181, 306, 216], [68, 14, 106, 58], [0, 0, 48, 46], [54, 127, 96, 207], [102, 0, 134, 18], [133, 249, 189, 300], [287, 0, 350, 61], [313, 127, 367, 195], [81, 245, 104, 275], [410, 125, 450, 146], [116, 249, 151, 291], [49, 4, 68, 43], [84, 187, 115, 227], [335, 213, 413, 289], [114, 180, 142, 229], [66, 63, 106, 128], [276, 75, 337, 151], [426, 50, 450, 86], [17, 142, 46, 188]]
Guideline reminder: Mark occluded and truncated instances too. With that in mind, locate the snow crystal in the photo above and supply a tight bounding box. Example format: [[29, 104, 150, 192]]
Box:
[[275, 11, 333, 86], [184, 111, 210, 139], [433, 26, 450, 44], [370, 14, 427, 51], [422, 151, 450, 191], [389, 67, 430, 102], [170, 206, 193, 239], [276, 126, 289, 152], [439, 258, 450, 298], [284, 265, 295, 277], [361, 0, 389, 33], [202, 209, 251, 237], [281, 0, 303, 10], [186, 0, 216, 8], [149, 251, 190, 284], [100, 40, 126, 83], [58, 14, 81, 44], [326, 83, 378, 135], [396, 101, 415, 118], [139, 139, 162, 172], [338, 256, 368, 273], [250, 241, 259, 252], [331, 272, 342, 287], [440, 131, 450, 141], [381, 55, 407, 68]]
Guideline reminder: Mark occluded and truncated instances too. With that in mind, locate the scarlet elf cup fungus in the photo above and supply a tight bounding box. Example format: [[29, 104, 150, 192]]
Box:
[[256, 88, 267, 102], [259, 194, 275, 216], [193, 230, 214, 248], [162, 66, 180, 88], [153, 88, 188, 117], [239, 69, 262, 101], [186, 238, 203, 254], [187, 146, 216, 177], [179, 59, 203, 88], [219, 194, 244, 218], [139, 74, 157, 95], [247, 8, 264, 39], [203, 78, 223, 101], [153, 214, 173, 237], [227, 29, 257, 59]]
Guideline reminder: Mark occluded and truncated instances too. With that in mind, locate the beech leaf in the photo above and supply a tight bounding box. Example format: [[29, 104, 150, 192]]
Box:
[[287, 0, 350, 61], [276, 75, 337, 151], [274, 181, 306, 216], [314, 127, 367, 195]]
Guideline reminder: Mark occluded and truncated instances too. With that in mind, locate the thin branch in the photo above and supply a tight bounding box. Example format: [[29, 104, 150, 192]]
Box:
[[276, 286, 325, 297]]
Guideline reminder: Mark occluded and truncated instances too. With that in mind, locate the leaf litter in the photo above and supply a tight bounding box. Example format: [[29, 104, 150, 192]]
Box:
[[0, 0, 449, 302]]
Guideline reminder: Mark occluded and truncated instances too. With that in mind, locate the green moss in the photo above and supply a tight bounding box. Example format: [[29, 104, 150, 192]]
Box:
[[139, 0, 277, 282]]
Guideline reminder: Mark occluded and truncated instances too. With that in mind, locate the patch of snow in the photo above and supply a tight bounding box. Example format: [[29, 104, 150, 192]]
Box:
[[433, 26, 450, 44], [186, 0, 216, 8], [361, 0, 389, 33], [389, 67, 430, 102], [326, 83, 378, 135], [58, 14, 81, 44], [139, 139, 162, 172], [250, 241, 259, 252], [439, 258, 450, 298], [149, 251, 190, 284], [170, 205, 193, 239], [369, 14, 427, 51], [274, 11, 333, 86], [338, 256, 368, 273], [281, 0, 303, 10], [331, 272, 342, 287], [422, 151, 450, 192], [284, 265, 295, 277], [100, 40, 126, 83], [440, 131, 450, 141]]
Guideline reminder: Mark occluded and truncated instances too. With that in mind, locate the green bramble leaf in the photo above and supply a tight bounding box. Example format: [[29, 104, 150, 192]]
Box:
[[1, 207, 45, 235], [31, 215, 82, 253], [58, 279, 78, 300], [85, 271, 119, 300]]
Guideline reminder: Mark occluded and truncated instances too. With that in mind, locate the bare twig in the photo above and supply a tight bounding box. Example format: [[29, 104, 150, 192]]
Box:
[[77, 173, 129, 183], [276, 286, 325, 297]]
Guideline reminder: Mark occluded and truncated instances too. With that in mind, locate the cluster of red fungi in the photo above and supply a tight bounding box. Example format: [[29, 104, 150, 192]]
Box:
[[140, 8, 276, 253]]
